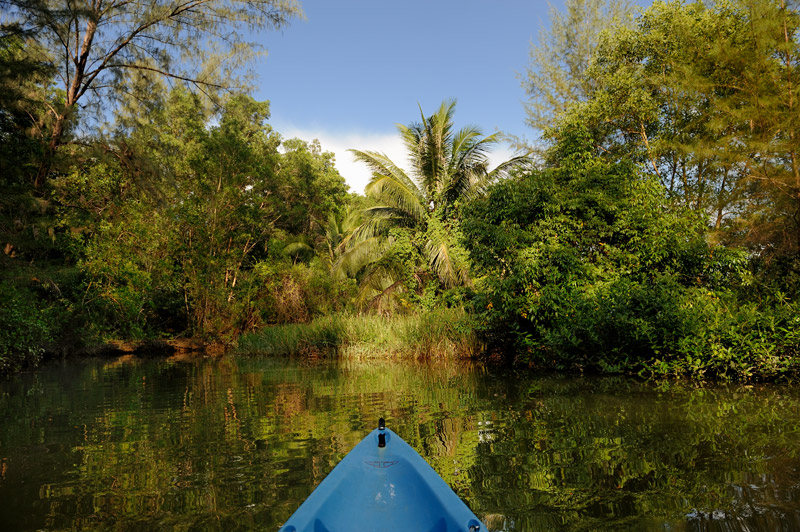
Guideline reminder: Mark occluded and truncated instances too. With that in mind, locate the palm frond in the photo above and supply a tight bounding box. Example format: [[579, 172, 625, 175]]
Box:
[[363, 175, 427, 224], [398, 122, 426, 180], [348, 215, 389, 241], [415, 100, 457, 198], [488, 153, 535, 181], [335, 236, 387, 278], [450, 127, 490, 168], [347, 99, 520, 294], [437, 130, 495, 207], [349, 149, 419, 194], [425, 238, 469, 288], [353, 248, 412, 313], [442, 164, 490, 207], [282, 240, 314, 262], [363, 205, 420, 227], [452, 130, 497, 169]]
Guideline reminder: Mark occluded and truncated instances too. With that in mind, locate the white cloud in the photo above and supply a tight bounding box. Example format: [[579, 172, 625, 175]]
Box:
[[279, 127, 407, 195], [279, 126, 523, 196], [487, 146, 520, 175]]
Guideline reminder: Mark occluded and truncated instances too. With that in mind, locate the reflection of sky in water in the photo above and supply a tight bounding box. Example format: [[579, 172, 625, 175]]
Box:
[[0, 357, 799, 531]]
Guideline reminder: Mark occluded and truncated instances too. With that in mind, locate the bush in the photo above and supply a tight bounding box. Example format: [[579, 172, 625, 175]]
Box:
[[250, 261, 357, 326], [463, 124, 800, 380], [0, 281, 53, 372]]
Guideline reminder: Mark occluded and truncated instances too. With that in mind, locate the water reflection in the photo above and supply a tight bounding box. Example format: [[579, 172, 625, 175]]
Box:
[[1, 357, 799, 531]]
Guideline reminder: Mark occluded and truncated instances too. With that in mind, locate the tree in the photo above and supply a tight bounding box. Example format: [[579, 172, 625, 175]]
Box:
[[522, 0, 633, 134], [0, 29, 56, 264], [349, 100, 528, 308], [74, 87, 351, 337], [277, 138, 350, 235], [0, 0, 302, 186], [313, 204, 364, 277], [0, 28, 54, 187], [561, 0, 800, 258], [71, 89, 282, 337], [462, 122, 746, 370]]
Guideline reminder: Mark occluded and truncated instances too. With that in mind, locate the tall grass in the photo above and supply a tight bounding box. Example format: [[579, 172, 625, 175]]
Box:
[[237, 308, 480, 360]]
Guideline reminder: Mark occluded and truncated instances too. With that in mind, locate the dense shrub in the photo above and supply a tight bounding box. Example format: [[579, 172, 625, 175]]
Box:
[[0, 281, 53, 372], [462, 124, 799, 380], [250, 261, 357, 326]]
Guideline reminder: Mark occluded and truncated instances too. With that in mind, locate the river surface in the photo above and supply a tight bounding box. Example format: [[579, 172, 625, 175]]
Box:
[[1, 355, 800, 531]]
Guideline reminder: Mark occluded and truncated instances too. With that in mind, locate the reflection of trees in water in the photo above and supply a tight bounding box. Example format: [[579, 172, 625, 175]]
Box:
[[467, 378, 800, 531], [1, 359, 800, 531]]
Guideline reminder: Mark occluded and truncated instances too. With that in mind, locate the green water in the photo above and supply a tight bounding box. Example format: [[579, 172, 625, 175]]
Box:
[[1, 356, 799, 531]]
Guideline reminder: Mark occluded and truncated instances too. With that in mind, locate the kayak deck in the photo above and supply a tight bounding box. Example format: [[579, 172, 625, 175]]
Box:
[[280, 422, 485, 532]]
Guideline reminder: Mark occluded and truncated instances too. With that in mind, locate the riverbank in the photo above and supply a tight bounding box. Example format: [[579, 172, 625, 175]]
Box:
[[2, 308, 480, 376], [0, 335, 216, 377], [237, 306, 800, 382], [4, 302, 799, 383]]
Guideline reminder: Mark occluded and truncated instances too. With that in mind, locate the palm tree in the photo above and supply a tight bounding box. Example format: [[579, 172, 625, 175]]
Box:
[[314, 206, 365, 278], [348, 99, 528, 301]]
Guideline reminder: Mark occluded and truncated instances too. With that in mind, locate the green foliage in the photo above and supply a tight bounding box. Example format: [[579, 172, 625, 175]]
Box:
[[464, 123, 798, 379], [0, 86, 353, 351], [251, 259, 357, 326], [558, 0, 800, 258], [0, 281, 53, 372], [0, 30, 53, 186], [642, 294, 800, 380], [279, 139, 350, 234], [347, 100, 528, 310], [55, 89, 351, 341]]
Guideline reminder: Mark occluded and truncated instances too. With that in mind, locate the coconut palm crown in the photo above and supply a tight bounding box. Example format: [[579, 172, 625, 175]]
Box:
[[348, 99, 528, 289]]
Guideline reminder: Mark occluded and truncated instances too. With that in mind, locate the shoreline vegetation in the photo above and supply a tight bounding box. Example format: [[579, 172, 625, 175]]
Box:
[[237, 309, 481, 361], [29, 299, 797, 383], [2, 0, 799, 382], [234, 304, 800, 382]]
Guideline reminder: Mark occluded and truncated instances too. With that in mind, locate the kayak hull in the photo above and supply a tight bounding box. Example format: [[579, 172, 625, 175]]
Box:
[[280, 427, 485, 532]]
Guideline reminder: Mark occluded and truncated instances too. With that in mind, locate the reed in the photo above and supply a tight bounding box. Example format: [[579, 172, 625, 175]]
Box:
[[237, 308, 480, 360]]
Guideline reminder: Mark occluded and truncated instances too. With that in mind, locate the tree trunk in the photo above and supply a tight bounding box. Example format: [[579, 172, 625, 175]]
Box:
[[33, 15, 97, 188], [33, 114, 66, 188], [714, 166, 728, 230]]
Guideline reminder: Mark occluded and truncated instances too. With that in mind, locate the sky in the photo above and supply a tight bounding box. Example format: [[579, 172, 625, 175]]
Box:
[[251, 0, 638, 194]]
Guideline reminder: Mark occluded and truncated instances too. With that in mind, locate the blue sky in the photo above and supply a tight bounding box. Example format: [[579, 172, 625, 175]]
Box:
[[252, 0, 639, 193]]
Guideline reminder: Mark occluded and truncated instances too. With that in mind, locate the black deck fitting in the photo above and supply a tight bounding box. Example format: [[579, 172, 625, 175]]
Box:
[[378, 418, 386, 447]]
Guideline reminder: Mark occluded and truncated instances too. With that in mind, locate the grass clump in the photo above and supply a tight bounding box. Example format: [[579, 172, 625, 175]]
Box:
[[237, 318, 346, 357], [237, 308, 480, 360]]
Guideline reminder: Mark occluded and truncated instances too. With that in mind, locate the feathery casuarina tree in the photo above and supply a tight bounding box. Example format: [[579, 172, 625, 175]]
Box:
[[562, 0, 800, 257], [0, 0, 302, 186], [522, 0, 633, 134]]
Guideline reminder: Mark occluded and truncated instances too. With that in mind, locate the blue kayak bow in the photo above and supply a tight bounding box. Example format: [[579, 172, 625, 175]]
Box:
[[280, 418, 485, 532]]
